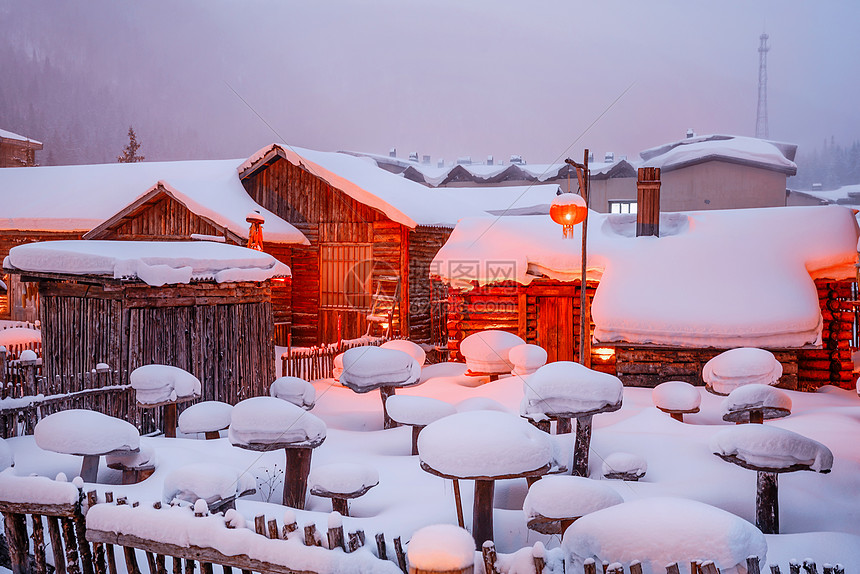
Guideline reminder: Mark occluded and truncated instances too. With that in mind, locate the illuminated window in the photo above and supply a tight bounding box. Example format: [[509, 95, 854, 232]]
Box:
[[320, 243, 373, 310], [609, 200, 637, 214]]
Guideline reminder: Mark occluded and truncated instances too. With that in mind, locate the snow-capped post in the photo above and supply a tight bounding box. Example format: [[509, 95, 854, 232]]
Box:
[[652, 381, 701, 422], [309, 463, 379, 517], [711, 425, 833, 534], [560, 149, 591, 367], [636, 167, 661, 237], [721, 384, 792, 424], [19, 349, 39, 396], [246, 211, 264, 251], [131, 365, 202, 439]]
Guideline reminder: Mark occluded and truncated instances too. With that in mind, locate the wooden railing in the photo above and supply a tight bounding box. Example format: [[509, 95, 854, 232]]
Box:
[[281, 337, 387, 380]]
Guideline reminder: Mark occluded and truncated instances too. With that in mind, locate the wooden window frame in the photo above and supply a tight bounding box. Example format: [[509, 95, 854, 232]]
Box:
[[319, 243, 373, 311]]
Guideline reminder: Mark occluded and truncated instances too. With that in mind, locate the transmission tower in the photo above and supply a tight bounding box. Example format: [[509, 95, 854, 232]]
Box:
[[755, 33, 770, 139]]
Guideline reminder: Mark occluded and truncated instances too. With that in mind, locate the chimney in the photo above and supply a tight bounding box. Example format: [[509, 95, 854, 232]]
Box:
[[246, 211, 265, 250], [686, 128, 695, 138], [636, 167, 661, 237], [487, 155, 494, 166], [389, 147, 397, 158], [604, 151, 614, 163], [422, 154, 431, 165]]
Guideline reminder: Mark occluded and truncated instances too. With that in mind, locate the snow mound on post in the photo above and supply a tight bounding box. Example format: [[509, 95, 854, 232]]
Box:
[[339, 346, 420, 391], [380, 339, 427, 365], [703, 348, 783, 394], [602, 453, 647, 477], [711, 425, 833, 472], [270, 376, 316, 409], [460, 330, 525, 373], [163, 463, 255, 505], [418, 411, 552, 478], [34, 410, 140, 455], [522, 361, 623, 416], [652, 381, 701, 412], [106, 445, 155, 469], [523, 475, 623, 521], [721, 384, 792, 416], [407, 524, 475, 571], [508, 344, 548, 375], [309, 463, 379, 495], [562, 497, 767, 572], [385, 395, 456, 426], [178, 401, 233, 435], [130, 364, 201, 404], [0, 470, 79, 506], [229, 396, 326, 446]]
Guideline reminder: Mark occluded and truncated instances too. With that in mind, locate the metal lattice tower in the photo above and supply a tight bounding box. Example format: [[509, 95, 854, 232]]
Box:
[[756, 33, 770, 139]]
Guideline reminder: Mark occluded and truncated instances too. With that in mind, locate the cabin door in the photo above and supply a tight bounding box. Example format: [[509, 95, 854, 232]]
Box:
[[535, 295, 575, 363]]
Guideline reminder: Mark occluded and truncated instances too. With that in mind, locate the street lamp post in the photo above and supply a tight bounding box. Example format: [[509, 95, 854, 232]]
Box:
[[563, 150, 591, 368]]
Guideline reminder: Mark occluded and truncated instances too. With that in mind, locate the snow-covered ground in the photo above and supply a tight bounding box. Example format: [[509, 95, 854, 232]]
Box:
[[4, 362, 860, 571]]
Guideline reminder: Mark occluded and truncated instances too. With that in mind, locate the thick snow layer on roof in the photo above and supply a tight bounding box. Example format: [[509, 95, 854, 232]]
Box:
[[451, 185, 563, 216], [0, 128, 41, 144], [562, 497, 767, 573], [523, 475, 623, 521], [418, 410, 552, 478], [0, 158, 241, 231], [4, 240, 290, 286], [240, 144, 487, 228], [711, 425, 833, 472], [640, 134, 797, 174], [433, 206, 858, 348], [34, 410, 139, 456]]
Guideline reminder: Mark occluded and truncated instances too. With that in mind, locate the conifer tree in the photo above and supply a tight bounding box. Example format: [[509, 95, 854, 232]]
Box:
[[117, 126, 145, 163]]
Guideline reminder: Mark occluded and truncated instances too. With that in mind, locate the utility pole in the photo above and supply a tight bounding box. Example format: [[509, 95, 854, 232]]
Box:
[[756, 33, 770, 139]]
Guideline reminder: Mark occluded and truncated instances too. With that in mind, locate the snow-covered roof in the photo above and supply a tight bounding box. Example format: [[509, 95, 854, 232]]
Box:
[[0, 128, 42, 146], [85, 179, 308, 245], [239, 144, 487, 228], [0, 159, 245, 232], [639, 134, 797, 175], [3, 240, 291, 286], [433, 205, 859, 348]]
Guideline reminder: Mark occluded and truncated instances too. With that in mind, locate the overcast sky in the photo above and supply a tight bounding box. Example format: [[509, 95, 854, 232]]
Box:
[[5, 0, 860, 164]]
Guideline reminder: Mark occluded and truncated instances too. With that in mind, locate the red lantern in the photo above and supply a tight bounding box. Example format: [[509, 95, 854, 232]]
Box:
[[550, 194, 587, 238]]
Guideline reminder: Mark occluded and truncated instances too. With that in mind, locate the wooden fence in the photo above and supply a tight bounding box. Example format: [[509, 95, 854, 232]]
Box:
[[281, 337, 388, 380], [0, 482, 845, 574]]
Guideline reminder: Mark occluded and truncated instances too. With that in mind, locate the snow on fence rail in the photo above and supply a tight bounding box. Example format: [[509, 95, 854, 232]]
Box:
[[0, 478, 845, 574]]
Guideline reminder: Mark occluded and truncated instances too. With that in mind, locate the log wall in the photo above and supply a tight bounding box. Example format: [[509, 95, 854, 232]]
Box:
[[409, 226, 452, 344], [38, 279, 275, 403], [98, 194, 229, 241]]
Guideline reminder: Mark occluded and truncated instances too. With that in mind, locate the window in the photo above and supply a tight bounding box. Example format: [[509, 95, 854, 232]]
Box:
[[608, 200, 637, 214], [320, 243, 373, 310]]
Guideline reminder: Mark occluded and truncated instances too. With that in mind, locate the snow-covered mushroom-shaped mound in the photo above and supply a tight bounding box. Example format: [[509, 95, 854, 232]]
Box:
[[270, 376, 316, 410], [711, 425, 832, 473], [162, 462, 256, 507], [522, 361, 623, 417], [508, 343, 548, 376], [18, 349, 38, 363], [407, 524, 475, 573], [455, 397, 510, 413], [178, 401, 233, 437], [652, 381, 701, 421], [703, 348, 783, 395], [523, 475, 623, 535], [601, 452, 647, 481], [35, 409, 140, 456], [386, 395, 457, 455], [380, 339, 427, 366], [563, 497, 767, 573], [721, 384, 792, 424], [339, 346, 421, 392], [309, 462, 379, 516], [130, 364, 201, 405], [106, 444, 155, 471], [229, 396, 326, 447], [0, 438, 14, 471], [460, 330, 525, 374], [418, 411, 552, 479]]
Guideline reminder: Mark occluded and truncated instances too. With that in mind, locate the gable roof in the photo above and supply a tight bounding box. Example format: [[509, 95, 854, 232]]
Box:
[[433, 205, 858, 348], [239, 144, 487, 228], [0, 128, 42, 147], [639, 134, 798, 175]]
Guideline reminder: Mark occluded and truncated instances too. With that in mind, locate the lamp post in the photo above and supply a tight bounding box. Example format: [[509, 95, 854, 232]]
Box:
[[550, 149, 591, 367]]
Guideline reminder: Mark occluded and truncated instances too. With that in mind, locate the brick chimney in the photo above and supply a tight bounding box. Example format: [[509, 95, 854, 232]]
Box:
[[636, 167, 661, 237]]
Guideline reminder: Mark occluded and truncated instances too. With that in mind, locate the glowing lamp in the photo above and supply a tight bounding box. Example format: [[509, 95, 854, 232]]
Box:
[[550, 193, 588, 238]]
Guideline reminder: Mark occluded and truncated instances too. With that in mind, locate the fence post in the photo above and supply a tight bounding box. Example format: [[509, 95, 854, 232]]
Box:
[[0, 347, 6, 385], [22, 358, 39, 397]]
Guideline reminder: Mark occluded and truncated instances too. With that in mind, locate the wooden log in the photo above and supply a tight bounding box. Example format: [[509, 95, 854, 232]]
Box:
[[156, 554, 166, 574], [701, 562, 719, 574], [770, 564, 782, 574], [375, 533, 387, 561], [3, 512, 29, 574], [93, 544, 107, 574], [533, 554, 545, 574], [284, 448, 313, 510], [122, 546, 140, 574], [630, 561, 643, 574], [394, 536, 407, 573], [573, 415, 593, 477], [481, 541, 497, 574], [61, 517, 82, 574], [201, 563, 214, 574], [303, 524, 319, 547], [584, 558, 597, 574], [472, 480, 495, 549], [665, 563, 680, 574], [327, 520, 345, 551], [185, 558, 197, 574], [747, 556, 762, 574], [254, 515, 266, 536], [47, 516, 68, 574], [267, 518, 280, 540], [790, 562, 801, 574], [757, 471, 779, 534], [74, 501, 95, 574], [803, 560, 819, 574], [380, 386, 398, 430], [145, 552, 158, 574], [32, 513, 48, 574]]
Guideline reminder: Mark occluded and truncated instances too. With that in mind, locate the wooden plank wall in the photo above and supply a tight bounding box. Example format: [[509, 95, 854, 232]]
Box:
[[409, 226, 453, 343], [39, 280, 274, 402], [100, 194, 226, 240]]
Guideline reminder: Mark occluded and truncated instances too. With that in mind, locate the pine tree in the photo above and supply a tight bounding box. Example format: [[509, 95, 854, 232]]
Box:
[[117, 126, 145, 163]]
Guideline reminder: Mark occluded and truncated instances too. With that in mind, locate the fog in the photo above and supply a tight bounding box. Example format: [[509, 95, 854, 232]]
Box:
[[2, 0, 859, 165]]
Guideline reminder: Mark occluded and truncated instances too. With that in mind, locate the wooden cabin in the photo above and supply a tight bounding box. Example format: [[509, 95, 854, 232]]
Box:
[[3, 240, 288, 402], [0, 128, 42, 168], [237, 144, 486, 347], [84, 180, 308, 345], [433, 205, 860, 391]]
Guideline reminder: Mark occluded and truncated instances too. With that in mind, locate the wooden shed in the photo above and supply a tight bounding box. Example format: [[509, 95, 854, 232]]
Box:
[[237, 144, 487, 347], [4, 240, 289, 403], [83, 180, 308, 345], [434, 205, 860, 391]]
